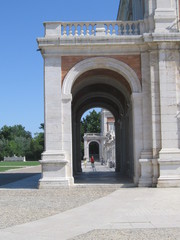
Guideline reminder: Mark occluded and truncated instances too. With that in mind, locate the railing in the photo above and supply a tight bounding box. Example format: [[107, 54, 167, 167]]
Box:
[[44, 21, 144, 37]]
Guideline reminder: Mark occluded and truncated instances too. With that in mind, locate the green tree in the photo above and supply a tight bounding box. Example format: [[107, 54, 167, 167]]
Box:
[[0, 125, 32, 160], [81, 110, 101, 134], [0, 125, 31, 140], [30, 131, 44, 161], [0, 124, 44, 161]]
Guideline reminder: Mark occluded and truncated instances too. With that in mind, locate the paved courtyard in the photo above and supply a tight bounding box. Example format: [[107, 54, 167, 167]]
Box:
[[0, 163, 180, 239]]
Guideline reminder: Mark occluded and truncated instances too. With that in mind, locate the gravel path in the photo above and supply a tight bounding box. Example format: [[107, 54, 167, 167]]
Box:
[[1, 165, 180, 239], [70, 229, 180, 240], [0, 187, 116, 229]]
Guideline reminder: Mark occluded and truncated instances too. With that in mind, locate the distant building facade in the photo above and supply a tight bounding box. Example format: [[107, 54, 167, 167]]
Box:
[[101, 110, 115, 167], [83, 109, 116, 168], [37, 0, 180, 188]]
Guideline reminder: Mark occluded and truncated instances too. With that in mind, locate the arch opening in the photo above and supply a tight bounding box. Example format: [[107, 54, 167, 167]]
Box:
[[89, 141, 100, 161], [71, 67, 135, 184]]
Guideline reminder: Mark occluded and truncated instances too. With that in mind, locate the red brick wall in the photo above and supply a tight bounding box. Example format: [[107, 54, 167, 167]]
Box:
[[61, 55, 141, 85]]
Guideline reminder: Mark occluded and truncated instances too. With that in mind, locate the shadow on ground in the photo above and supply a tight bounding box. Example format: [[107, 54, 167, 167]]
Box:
[[74, 171, 135, 187], [0, 173, 41, 189]]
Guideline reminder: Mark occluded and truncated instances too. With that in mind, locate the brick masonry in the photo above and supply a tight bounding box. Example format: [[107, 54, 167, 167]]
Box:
[[61, 55, 142, 85]]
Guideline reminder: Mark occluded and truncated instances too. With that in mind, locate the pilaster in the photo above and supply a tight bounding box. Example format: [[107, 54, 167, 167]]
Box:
[[154, 0, 178, 33], [149, 47, 161, 158], [138, 52, 153, 187], [141, 51, 152, 152], [131, 92, 143, 184], [138, 152, 153, 187], [39, 57, 73, 188], [157, 42, 180, 187]]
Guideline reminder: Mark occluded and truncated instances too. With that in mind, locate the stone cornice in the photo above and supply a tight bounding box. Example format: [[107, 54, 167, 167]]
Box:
[[143, 32, 180, 42], [37, 35, 143, 47]]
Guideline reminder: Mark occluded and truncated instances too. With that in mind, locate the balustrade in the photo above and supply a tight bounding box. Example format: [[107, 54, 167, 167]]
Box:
[[45, 21, 144, 38]]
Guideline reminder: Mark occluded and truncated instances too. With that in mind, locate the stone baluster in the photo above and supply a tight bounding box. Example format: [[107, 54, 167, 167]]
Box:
[[62, 24, 67, 37], [80, 24, 84, 36], [122, 23, 127, 35], [91, 24, 95, 36], [92, 24, 96, 36], [118, 23, 122, 36], [86, 23, 90, 36], [69, 24, 73, 37], [74, 23, 78, 37], [129, 22, 133, 35], [106, 23, 111, 36], [112, 23, 116, 35]]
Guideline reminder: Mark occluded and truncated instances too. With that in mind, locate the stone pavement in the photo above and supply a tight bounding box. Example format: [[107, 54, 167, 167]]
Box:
[[0, 163, 180, 239], [0, 187, 180, 239], [75, 161, 134, 186]]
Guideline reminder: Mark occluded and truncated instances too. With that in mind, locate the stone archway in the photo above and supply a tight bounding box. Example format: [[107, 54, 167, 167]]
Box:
[[39, 56, 143, 187], [61, 57, 142, 183], [84, 134, 104, 162]]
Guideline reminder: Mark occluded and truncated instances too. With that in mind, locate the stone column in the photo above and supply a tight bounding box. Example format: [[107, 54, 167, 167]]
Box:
[[84, 138, 88, 160], [115, 120, 121, 172], [131, 93, 143, 185], [149, 48, 161, 158], [39, 57, 73, 188], [99, 141, 102, 161], [62, 95, 74, 181], [157, 42, 180, 187], [138, 51, 153, 187], [149, 48, 161, 186]]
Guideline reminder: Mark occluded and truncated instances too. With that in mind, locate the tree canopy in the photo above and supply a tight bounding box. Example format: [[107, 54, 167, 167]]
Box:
[[81, 109, 101, 134], [0, 124, 44, 161]]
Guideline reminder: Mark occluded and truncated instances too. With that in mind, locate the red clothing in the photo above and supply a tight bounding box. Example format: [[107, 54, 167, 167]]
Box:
[[90, 156, 94, 163]]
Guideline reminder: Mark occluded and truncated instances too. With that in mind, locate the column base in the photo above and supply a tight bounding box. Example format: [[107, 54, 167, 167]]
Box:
[[138, 152, 153, 187], [152, 159, 159, 187], [39, 177, 74, 189], [39, 151, 74, 188], [157, 177, 180, 188], [138, 177, 153, 187], [157, 149, 180, 188]]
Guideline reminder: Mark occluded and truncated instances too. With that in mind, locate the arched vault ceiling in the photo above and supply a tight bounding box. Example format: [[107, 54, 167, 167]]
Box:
[[71, 69, 132, 98], [72, 83, 130, 122]]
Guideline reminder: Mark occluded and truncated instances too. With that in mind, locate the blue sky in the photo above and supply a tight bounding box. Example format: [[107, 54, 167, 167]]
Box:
[[0, 0, 120, 135]]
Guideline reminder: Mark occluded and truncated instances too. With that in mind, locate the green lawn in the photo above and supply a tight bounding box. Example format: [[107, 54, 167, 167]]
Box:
[[0, 161, 40, 167], [0, 161, 40, 172], [0, 167, 23, 172]]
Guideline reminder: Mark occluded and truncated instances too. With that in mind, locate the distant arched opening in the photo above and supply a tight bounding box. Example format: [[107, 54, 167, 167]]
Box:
[[89, 141, 100, 161]]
